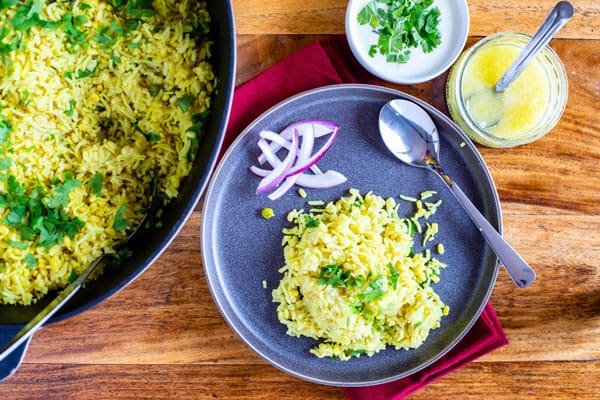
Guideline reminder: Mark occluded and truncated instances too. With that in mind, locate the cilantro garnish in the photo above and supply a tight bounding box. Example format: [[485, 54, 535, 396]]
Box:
[[144, 132, 161, 142], [113, 204, 128, 231], [357, 0, 442, 64], [177, 95, 193, 112], [68, 268, 79, 283], [24, 253, 37, 268], [317, 264, 360, 288], [7, 238, 28, 249], [387, 263, 400, 290], [1, 174, 86, 250], [0, 119, 13, 145], [305, 215, 320, 228], [186, 112, 208, 135], [63, 99, 76, 117], [75, 62, 98, 79], [89, 173, 104, 196], [358, 274, 386, 302], [0, 156, 12, 170]]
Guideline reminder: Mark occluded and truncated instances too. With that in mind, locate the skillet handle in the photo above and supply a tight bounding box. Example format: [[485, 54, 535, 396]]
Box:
[[0, 327, 32, 382]]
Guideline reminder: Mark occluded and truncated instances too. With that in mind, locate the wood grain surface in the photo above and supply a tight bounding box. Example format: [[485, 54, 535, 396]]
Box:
[[2, 0, 599, 399]]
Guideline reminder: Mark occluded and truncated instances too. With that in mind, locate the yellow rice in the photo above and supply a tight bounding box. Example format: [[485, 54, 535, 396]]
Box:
[[0, 0, 215, 305], [273, 189, 448, 360]]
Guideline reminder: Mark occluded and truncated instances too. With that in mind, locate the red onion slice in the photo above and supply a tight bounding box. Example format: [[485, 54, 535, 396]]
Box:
[[286, 127, 337, 177], [252, 120, 345, 198], [255, 129, 298, 195], [257, 120, 338, 165], [250, 167, 347, 189]]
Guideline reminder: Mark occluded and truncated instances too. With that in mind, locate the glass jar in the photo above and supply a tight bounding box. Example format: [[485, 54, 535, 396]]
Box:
[[446, 32, 568, 147]]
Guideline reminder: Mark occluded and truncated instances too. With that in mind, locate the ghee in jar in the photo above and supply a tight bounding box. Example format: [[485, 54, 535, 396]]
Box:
[[446, 32, 568, 147]]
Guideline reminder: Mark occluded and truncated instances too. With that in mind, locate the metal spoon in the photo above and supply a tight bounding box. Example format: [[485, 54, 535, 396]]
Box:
[[0, 176, 158, 363], [379, 99, 536, 288], [494, 1, 574, 92]]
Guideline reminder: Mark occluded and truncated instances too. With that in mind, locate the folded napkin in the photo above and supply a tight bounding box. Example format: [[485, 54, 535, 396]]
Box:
[[225, 36, 508, 399]]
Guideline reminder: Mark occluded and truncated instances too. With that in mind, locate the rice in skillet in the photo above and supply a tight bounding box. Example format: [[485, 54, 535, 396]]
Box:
[[0, 0, 215, 305], [272, 189, 448, 360]]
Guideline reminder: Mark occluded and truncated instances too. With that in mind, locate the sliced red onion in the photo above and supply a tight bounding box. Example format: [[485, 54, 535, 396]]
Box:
[[267, 126, 316, 200], [286, 127, 337, 177], [251, 167, 347, 189], [257, 120, 338, 165], [255, 129, 298, 195], [252, 119, 345, 199]]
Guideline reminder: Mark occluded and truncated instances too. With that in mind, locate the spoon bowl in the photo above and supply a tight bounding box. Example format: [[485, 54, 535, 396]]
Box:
[[379, 99, 536, 288]]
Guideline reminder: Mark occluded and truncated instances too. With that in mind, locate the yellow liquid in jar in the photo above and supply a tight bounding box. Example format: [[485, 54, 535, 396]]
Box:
[[461, 45, 550, 140]]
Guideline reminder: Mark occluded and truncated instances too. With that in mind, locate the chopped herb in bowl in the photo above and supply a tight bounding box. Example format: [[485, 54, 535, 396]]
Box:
[[357, 0, 442, 63]]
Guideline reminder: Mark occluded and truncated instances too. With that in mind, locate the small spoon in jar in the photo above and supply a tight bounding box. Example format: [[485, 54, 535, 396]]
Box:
[[494, 1, 573, 92], [466, 1, 573, 130]]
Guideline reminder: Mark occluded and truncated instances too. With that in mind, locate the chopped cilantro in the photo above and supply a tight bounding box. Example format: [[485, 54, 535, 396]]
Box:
[[305, 215, 320, 228], [44, 174, 82, 209], [94, 26, 117, 48], [0, 0, 19, 11], [345, 349, 367, 358], [2, 173, 86, 250], [20, 89, 29, 107], [24, 253, 37, 268], [0, 119, 13, 145], [144, 132, 161, 142], [68, 268, 79, 283], [358, 275, 386, 302], [7, 238, 28, 249], [109, 21, 126, 36], [124, 0, 157, 18], [0, 157, 12, 170], [89, 173, 104, 196], [357, 0, 442, 64], [387, 263, 400, 290], [75, 62, 98, 79], [64, 99, 76, 117], [317, 264, 360, 288], [128, 41, 142, 51], [177, 95, 193, 112], [148, 83, 161, 97], [186, 112, 208, 135], [113, 204, 128, 231]]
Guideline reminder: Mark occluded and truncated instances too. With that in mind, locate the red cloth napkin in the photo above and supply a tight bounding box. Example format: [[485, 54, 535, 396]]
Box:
[[225, 36, 508, 399]]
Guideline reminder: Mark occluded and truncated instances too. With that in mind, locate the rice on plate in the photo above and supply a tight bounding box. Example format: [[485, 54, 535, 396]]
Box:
[[273, 189, 449, 360], [0, 0, 215, 305]]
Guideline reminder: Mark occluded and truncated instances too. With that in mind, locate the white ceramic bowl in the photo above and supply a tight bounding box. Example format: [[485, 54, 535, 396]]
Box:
[[345, 0, 470, 84]]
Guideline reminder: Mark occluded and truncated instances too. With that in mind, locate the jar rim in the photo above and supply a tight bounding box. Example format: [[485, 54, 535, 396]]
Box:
[[447, 31, 568, 147]]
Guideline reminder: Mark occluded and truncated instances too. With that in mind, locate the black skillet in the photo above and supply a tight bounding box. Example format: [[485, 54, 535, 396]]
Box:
[[0, 0, 235, 380]]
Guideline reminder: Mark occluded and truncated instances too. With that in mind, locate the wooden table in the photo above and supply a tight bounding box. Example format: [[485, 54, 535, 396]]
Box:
[[3, 1, 599, 398]]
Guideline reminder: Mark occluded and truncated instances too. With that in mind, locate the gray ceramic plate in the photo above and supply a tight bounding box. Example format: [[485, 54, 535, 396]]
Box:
[[201, 84, 500, 386]]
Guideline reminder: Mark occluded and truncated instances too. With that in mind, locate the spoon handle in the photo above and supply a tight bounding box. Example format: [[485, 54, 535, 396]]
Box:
[[433, 170, 536, 288], [494, 1, 574, 92]]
